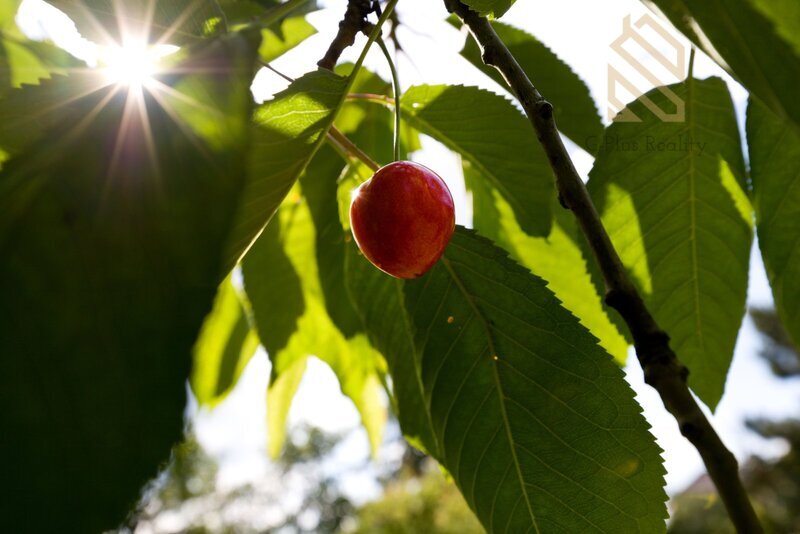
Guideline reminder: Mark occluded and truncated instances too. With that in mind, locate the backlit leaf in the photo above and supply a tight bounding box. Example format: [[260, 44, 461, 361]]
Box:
[[1, 0, 82, 93], [401, 84, 553, 236], [465, 161, 629, 363], [219, 0, 318, 25], [243, 184, 386, 458], [191, 276, 259, 407], [259, 16, 316, 63], [45, 0, 225, 45], [300, 145, 363, 338], [223, 69, 348, 269], [454, 18, 602, 153], [747, 0, 800, 56], [587, 77, 752, 409], [747, 98, 800, 349]]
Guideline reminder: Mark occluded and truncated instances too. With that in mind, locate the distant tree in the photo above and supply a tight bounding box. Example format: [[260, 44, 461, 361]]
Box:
[[130, 425, 355, 533]]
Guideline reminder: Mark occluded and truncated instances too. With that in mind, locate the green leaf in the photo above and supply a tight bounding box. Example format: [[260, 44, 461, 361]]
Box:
[[747, 0, 800, 56], [644, 0, 800, 129], [403, 227, 666, 532], [243, 188, 386, 458], [267, 354, 309, 458], [264, 0, 320, 23], [219, 0, 319, 26], [191, 276, 259, 407], [345, 241, 440, 457], [336, 161, 372, 230], [0, 31, 258, 532], [238, 194, 306, 358], [237, 191, 304, 459], [223, 68, 348, 270], [216, 0, 266, 22], [0, 0, 19, 24], [587, 77, 752, 409], [300, 145, 363, 338], [461, 0, 516, 18], [453, 19, 602, 153], [747, 98, 800, 349], [45, 0, 225, 45], [401, 84, 553, 236], [0, 0, 22, 92], [259, 16, 316, 63], [0, 36, 57, 90], [465, 161, 630, 363], [0, 71, 108, 155], [1, 1, 83, 93]]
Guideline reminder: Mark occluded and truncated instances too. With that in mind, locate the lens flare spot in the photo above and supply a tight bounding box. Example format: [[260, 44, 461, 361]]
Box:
[[100, 41, 177, 88]]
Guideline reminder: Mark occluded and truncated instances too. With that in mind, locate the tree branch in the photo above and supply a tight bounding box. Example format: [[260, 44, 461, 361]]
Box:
[[444, 1, 762, 532], [317, 0, 375, 70]]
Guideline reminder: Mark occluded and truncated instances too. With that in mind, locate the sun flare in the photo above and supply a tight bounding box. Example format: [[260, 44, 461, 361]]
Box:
[[99, 41, 177, 88]]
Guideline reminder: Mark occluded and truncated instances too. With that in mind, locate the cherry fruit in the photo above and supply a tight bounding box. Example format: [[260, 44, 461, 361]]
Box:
[[349, 161, 455, 279]]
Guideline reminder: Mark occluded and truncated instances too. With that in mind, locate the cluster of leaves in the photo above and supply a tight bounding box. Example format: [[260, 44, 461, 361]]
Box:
[[1, 0, 799, 532]]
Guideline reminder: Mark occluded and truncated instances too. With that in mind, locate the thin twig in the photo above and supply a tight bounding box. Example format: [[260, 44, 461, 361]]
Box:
[[317, 0, 375, 70], [444, 1, 762, 532]]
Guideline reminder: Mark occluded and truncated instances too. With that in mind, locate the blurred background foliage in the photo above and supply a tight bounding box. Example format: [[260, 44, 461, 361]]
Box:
[[129, 307, 799, 533], [127, 309, 800, 534]]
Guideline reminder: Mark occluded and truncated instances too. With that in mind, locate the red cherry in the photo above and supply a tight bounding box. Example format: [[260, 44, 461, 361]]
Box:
[[350, 161, 456, 279]]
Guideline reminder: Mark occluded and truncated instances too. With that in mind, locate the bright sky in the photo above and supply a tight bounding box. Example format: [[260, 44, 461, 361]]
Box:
[[14, 0, 799, 520]]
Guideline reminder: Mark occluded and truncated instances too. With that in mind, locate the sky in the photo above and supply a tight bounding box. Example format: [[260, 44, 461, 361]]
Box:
[[13, 0, 800, 522]]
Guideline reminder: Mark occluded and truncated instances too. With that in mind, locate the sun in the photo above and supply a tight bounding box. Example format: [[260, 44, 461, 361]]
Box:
[[99, 40, 177, 88]]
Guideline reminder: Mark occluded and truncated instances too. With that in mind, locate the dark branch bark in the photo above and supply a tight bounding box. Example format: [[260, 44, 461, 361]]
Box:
[[444, 1, 762, 532], [317, 0, 374, 70]]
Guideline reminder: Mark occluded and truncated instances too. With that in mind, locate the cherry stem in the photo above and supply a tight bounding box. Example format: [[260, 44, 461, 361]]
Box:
[[376, 36, 401, 162], [329, 127, 381, 171]]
